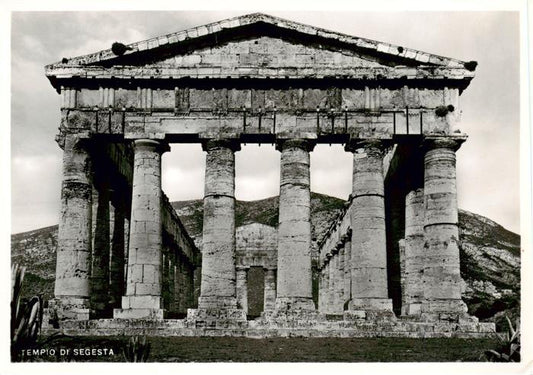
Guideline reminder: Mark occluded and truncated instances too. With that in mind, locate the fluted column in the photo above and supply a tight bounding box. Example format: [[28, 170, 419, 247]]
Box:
[[173, 263, 181, 313], [52, 134, 92, 320], [345, 139, 392, 311], [198, 139, 241, 310], [326, 255, 333, 312], [332, 247, 343, 313], [318, 267, 325, 312], [167, 254, 176, 313], [90, 183, 111, 317], [114, 139, 168, 319], [401, 188, 425, 316], [264, 268, 277, 312], [421, 136, 469, 318], [343, 233, 352, 309], [338, 246, 346, 312], [236, 267, 249, 314], [109, 200, 125, 310], [161, 253, 170, 311], [275, 139, 316, 311]]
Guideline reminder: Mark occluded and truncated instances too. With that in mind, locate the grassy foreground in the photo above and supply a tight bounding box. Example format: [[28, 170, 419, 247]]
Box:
[[17, 336, 498, 362]]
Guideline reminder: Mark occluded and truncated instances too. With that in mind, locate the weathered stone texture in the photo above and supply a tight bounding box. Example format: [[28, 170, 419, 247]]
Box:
[[235, 223, 277, 315], [264, 268, 277, 312], [115, 139, 168, 318], [90, 186, 111, 317], [400, 188, 425, 316], [346, 140, 392, 311], [109, 202, 126, 309], [421, 137, 468, 317], [276, 139, 315, 311], [54, 135, 93, 315], [198, 140, 240, 310], [47, 13, 480, 332], [236, 267, 249, 313]]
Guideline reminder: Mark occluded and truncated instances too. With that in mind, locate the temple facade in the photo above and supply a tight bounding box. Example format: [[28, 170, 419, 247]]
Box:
[[44, 13, 493, 337]]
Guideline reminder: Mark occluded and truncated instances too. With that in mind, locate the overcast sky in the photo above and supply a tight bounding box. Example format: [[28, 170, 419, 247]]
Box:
[[9, 10, 521, 234]]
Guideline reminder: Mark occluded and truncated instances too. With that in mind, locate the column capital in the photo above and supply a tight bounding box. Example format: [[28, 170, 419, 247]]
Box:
[[202, 138, 241, 152], [132, 139, 170, 154], [422, 135, 467, 152], [236, 266, 250, 272], [344, 138, 391, 154], [275, 138, 316, 152]]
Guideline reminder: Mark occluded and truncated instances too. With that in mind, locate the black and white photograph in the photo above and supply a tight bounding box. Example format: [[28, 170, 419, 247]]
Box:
[[3, 2, 530, 373]]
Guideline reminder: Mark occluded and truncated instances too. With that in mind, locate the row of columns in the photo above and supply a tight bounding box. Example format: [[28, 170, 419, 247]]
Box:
[[53, 135, 130, 319], [53, 133, 466, 320], [401, 137, 468, 317], [318, 136, 467, 318], [319, 232, 351, 313], [346, 140, 393, 311]]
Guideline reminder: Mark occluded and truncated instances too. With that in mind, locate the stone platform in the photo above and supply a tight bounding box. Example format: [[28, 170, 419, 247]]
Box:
[[43, 315, 496, 339]]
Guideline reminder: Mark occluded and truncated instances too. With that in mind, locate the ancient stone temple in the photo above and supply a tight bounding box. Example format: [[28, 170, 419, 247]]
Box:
[[44, 13, 494, 337]]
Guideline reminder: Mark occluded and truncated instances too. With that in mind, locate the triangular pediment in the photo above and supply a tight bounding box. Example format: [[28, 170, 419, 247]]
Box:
[[150, 36, 386, 71], [48, 13, 469, 70]]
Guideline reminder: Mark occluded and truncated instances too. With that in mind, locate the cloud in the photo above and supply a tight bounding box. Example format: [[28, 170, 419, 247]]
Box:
[[9, 11, 521, 235], [11, 154, 62, 232]]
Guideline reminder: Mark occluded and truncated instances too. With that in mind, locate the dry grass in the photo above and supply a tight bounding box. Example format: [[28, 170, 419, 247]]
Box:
[[15, 335, 498, 362]]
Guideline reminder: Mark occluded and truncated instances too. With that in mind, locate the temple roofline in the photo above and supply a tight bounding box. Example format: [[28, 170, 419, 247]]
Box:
[[45, 13, 474, 71]]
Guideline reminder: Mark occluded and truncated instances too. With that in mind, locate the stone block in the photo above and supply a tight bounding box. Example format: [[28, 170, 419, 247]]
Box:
[[121, 295, 162, 309], [113, 308, 164, 319], [349, 297, 393, 311]]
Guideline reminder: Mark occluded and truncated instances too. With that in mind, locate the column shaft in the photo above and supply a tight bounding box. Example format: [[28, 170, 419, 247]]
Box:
[[236, 268, 249, 314], [276, 139, 315, 311], [90, 185, 111, 317], [264, 269, 276, 311], [109, 202, 125, 309], [198, 139, 240, 309], [401, 188, 425, 316], [52, 134, 92, 320], [326, 259, 333, 313], [332, 251, 343, 313], [168, 254, 176, 313], [422, 137, 468, 317], [347, 140, 392, 311], [115, 139, 168, 319], [343, 236, 352, 308]]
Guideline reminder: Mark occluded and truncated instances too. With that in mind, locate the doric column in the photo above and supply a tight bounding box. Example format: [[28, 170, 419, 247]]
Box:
[[343, 232, 352, 309], [401, 188, 425, 316], [338, 246, 345, 312], [168, 253, 176, 313], [421, 136, 469, 318], [161, 252, 170, 311], [90, 184, 111, 317], [318, 267, 325, 312], [52, 134, 92, 320], [263, 268, 277, 312], [198, 139, 241, 310], [326, 255, 333, 313], [275, 139, 316, 311], [109, 200, 125, 310], [114, 139, 168, 319], [345, 139, 392, 311], [173, 263, 181, 313], [193, 265, 201, 308], [236, 267, 249, 314], [331, 247, 343, 313]]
